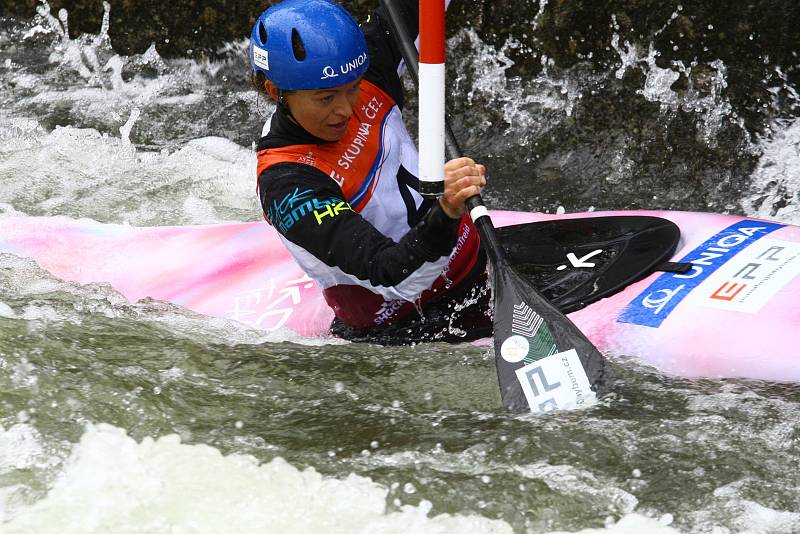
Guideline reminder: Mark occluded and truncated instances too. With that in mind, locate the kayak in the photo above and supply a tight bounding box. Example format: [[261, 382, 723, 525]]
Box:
[[1, 210, 798, 383]]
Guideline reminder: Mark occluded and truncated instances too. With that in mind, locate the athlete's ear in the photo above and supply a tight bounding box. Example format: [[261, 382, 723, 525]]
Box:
[[264, 80, 281, 102]]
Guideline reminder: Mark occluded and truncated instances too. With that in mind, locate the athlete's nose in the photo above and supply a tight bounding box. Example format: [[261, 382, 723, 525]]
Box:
[[332, 94, 354, 119]]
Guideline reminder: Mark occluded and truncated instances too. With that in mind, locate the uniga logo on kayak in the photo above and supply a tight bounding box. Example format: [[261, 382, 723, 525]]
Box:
[[617, 220, 784, 328], [268, 188, 350, 233]]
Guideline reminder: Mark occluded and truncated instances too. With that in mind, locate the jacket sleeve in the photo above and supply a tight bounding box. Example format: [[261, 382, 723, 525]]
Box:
[[259, 163, 459, 301]]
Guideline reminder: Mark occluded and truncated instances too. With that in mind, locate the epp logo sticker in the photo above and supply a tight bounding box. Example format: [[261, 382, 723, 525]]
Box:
[[618, 220, 784, 328], [253, 46, 269, 71], [687, 239, 800, 313]]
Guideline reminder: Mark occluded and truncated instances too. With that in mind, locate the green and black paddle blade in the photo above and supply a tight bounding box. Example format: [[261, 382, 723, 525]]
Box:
[[469, 207, 615, 412], [380, 0, 616, 412], [489, 251, 615, 412], [489, 214, 680, 410]]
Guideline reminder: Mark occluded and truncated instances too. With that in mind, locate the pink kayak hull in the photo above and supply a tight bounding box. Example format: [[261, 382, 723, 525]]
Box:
[[1, 210, 798, 382]]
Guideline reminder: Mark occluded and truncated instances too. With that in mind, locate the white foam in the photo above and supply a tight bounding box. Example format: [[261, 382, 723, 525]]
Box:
[[515, 462, 639, 516], [0, 119, 258, 225], [744, 118, 800, 224], [686, 478, 800, 533], [0, 424, 49, 472], [0, 423, 66, 524], [2, 423, 514, 533], [726, 499, 800, 532], [0, 301, 15, 318], [548, 514, 680, 533]]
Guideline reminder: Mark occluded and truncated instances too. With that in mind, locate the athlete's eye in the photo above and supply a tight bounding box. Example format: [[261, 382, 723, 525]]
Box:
[[320, 95, 334, 104]]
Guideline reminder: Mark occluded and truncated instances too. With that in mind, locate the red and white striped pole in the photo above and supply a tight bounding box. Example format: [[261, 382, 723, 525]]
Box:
[[418, 0, 445, 197]]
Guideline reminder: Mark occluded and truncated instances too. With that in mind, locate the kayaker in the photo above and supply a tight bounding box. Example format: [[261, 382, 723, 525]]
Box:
[[251, 0, 490, 343]]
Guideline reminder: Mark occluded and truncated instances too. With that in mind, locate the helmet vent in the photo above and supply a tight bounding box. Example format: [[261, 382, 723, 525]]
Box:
[[291, 29, 306, 61], [258, 22, 268, 45]]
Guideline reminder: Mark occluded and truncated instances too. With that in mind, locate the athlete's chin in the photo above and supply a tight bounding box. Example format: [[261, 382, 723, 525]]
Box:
[[319, 130, 346, 142], [322, 122, 348, 141]]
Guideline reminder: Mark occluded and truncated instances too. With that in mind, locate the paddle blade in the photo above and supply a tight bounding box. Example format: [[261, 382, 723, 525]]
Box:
[[491, 262, 615, 413]]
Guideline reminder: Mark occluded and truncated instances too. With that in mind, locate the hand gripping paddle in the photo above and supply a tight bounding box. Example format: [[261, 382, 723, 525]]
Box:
[[379, 0, 615, 412]]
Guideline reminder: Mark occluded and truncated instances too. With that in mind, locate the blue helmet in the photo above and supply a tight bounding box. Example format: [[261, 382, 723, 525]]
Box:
[[250, 0, 369, 91]]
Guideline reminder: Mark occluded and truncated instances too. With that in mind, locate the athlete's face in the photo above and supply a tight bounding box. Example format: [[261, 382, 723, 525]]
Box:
[[267, 79, 361, 142]]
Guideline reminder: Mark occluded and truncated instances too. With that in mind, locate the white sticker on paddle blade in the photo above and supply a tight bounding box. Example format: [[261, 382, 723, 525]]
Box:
[[253, 46, 269, 71], [500, 335, 529, 363], [515, 349, 596, 413]]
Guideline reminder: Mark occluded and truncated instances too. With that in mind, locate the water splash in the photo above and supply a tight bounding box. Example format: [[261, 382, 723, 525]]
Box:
[[448, 28, 600, 145], [610, 15, 744, 147], [0, 118, 258, 224], [611, 33, 639, 80], [743, 64, 800, 222], [1, 1, 260, 226], [118, 106, 140, 145], [653, 5, 684, 38], [27, 0, 115, 87], [8, 0, 256, 153], [530, 0, 549, 32], [744, 118, 800, 223]]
